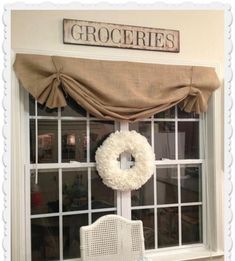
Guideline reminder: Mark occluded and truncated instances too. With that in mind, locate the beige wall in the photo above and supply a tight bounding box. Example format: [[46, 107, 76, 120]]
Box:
[[11, 10, 224, 261], [11, 10, 224, 76]]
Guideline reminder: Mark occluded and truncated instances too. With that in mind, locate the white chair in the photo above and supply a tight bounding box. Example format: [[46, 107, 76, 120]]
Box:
[[80, 214, 145, 261]]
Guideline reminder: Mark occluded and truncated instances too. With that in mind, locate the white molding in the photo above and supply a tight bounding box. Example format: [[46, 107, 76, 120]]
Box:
[[146, 247, 223, 261], [43, 249, 223, 261], [11, 59, 28, 261], [205, 65, 224, 252]]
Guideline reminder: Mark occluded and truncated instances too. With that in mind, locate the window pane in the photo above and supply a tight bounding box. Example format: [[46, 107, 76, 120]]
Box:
[[63, 214, 88, 259], [29, 94, 35, 116], [131, 176, 154, 206], [31, 170, 59, 215], [61, 121, 87, 163], [92, 211, 116, 223], [155, 122, 175, 160], [61, 97, 86, 117], [30, 119, 36, 163], [132, 209, 155, 250], [158, 207, 179, 248], [37, 102, 58, 116], [154, 106, 175, 118], [182, 206, 202, 244], [177, 106, 199, 118], [91, 170, 116, 209], [38, 120, 58, 163], [181, 165, 202, 203], [157, 166, 178, 205], [90, 121, 115, 162], [129, 122, 151, 145], [178, 122, 199, 159], [63, 169, 88, 211], [31, 217, 59, 261]]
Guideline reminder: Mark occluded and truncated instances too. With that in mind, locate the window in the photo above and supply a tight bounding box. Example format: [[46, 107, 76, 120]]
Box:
[[28, 95, 117, 260], [130, 107, 203, 250], [27, 95, 204, 260]]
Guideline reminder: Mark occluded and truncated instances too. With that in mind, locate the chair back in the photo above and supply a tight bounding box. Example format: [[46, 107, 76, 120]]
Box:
[[80, 214, 145, 261]]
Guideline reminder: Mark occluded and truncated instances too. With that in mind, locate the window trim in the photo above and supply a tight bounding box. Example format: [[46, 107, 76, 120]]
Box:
[[11, 49, 224, 261]]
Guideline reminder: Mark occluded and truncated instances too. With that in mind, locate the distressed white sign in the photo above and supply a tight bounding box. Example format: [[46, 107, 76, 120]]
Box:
[[63, 19, 180, 52]]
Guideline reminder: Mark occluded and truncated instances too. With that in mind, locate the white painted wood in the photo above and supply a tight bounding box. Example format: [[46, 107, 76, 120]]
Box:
[[59, 168, 63, 261], [88, 167, 92, 225], [63, 18, 180, 52], [178, 164, 182, 246], [120, 121, 131, 219], [80, 214, 145, 261]]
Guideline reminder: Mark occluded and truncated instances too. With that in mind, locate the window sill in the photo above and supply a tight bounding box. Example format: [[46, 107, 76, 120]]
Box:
[[145, 246, 224, 261]]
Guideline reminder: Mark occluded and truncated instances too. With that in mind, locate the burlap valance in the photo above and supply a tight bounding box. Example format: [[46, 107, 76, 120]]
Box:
[[13, 53, 220, 121]]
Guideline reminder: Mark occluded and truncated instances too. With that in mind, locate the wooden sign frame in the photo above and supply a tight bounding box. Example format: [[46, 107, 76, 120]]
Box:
[[63, 19, 180, 52]]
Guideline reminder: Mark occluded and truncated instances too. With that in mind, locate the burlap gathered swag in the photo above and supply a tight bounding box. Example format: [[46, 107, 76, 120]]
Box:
[[13, 53, 220, 121]]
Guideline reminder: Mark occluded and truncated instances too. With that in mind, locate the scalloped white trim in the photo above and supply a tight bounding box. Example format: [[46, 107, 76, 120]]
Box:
[[2, 2, 232, 261], [224, 4, 233, 261], [95, 130, 155, 191]]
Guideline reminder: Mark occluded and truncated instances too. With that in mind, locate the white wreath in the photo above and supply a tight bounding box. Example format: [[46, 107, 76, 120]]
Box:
[[95, 130, 155, 191]]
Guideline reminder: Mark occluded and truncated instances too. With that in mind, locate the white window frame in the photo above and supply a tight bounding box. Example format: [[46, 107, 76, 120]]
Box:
[[26, 103, 205, 259], [11, 49, 224, 261], [26, 102, 120, 261]]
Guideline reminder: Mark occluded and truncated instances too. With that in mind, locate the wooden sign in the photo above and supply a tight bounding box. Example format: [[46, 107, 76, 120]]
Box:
[[63, 19, 180, 52]]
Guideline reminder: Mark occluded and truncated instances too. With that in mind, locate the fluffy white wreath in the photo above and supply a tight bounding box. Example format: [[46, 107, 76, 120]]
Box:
[[95, 130, 155, 191]]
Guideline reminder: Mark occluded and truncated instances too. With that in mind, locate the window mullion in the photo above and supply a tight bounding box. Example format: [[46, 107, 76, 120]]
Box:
[[35, 100, 38, 184], [88, 167, 92, 224], [87, 112, 90, 162], [178, 164, 182, 246], [120, 121, 131, 219], [58, 108, 63, 260], [175, 105, 178, 161], [151, 116, 158, 249], [59, 168, 63, 261], [87, 114, 92, 224], [58, 108, 61, 164], [115, 121, 122, 216]]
